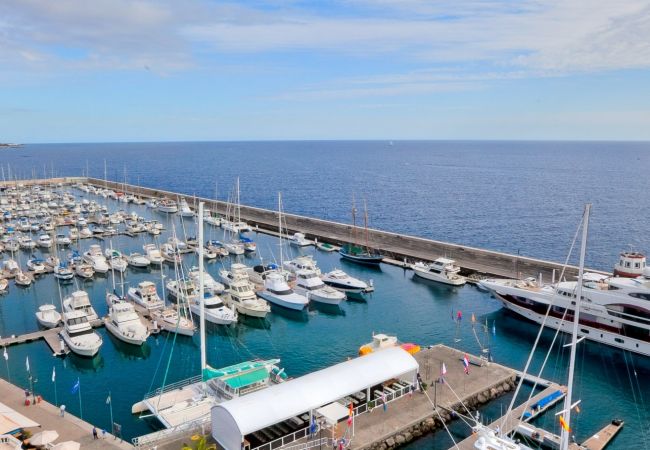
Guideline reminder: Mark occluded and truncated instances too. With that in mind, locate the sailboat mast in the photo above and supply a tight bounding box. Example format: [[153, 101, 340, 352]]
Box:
[[561, 203, 591, 450], [364, 198, 370, 251], [198, 202, 206, 374], [278, 192, 283, 266]]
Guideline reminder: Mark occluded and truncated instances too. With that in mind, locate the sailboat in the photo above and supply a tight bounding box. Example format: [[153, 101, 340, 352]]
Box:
[[339, 197, 382, 265]]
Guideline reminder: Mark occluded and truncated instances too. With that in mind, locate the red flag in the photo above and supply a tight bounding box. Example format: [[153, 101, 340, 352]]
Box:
[[559, 415, 571, 432], [347, 403, 353, 425]]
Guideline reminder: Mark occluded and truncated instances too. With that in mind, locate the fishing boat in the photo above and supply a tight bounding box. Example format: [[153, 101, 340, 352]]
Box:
[[127, 252, 151, 268], [35, 304, 62, 328], [412, 258, 466, 286], [150, 307, 196, 336], [104, 301, 150, 346], [223, 276, 270, 318], [294, 268, 346, 305], [61, 310, 102, 357], [63, 290, 99, 321], [128, 281, 165, 312], [321, 269, 368, 294]]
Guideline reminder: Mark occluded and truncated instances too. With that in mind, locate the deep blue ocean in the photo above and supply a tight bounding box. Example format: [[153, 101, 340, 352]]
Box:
[[1, 142, 650, 449]]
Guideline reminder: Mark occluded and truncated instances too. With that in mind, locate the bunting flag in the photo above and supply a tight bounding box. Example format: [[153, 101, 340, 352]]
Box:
[[348, 403, 353, 426], [25, 356, 30, 373], [463, 354, 470, 375], [70, 378, 80, 394], [559, 415, 571, 432], [52, 366, 56, 383]]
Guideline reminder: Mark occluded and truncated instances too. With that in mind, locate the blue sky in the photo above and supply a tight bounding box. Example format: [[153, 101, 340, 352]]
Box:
[[1, 0, 649, 143]]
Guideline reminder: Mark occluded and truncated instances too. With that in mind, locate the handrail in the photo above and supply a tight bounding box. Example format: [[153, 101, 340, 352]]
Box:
[[143, 374, 203, 399], [132, 415, 211, 448]]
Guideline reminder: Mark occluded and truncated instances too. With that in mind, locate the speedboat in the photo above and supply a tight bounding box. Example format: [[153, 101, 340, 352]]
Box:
[[127, 252, 151, 268], [27, 257, 46, 274], [321, 269, 368, 294], [63, 290, 99, 321], [157, 198, 178, 213], [412, 258, 466, 286], [294, 269, 346, 305], [258, 271, 309, 310], [188, 266, 225, 294], [189, 293, 238, 325], [55, 234, 72, 246], [37, 234, 53, 248], [61, 310, 103, 357], [104, 301, 150, 346], [83, 244, 109, 273], [151, 308, 195, 336], [283, 255, 321, 276], [128, 281, 165, 312], [74, 263, 95, 279], [35, 304, 62, 328], [143, 243, 164, 265], [288, 232, 311, 247], [54, 262, 74, 281]]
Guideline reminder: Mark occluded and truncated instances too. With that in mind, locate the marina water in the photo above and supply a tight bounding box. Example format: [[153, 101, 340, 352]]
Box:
[[1, 141, 650, 449]]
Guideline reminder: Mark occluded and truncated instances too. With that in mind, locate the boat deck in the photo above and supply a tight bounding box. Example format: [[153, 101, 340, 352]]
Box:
[[140, 383, 212, 428]]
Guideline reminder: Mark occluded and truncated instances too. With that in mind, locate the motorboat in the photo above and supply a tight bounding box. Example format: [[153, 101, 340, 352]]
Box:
[[14, 271, 32, 287], [224, 240, 245, 255], [160, 243, 182, 263], [105, 249, 128, 273], [68, 227, 79, 240], [37, 234, 53, 248], [358, 333, 420, 356], [74, 263, 95, 279], [128, 281, 165, 312], [0, 278, 8, 293], [143, 244, 164, 265], [55, 234, 72, 246], [412, 258, 467, 286], [127, 252, 151, 268], [83, 244, 109, 273], [258, 271, 309, 310], [178, 198, 194, 217], [188, 293, 238, 325], [223, 275, 270, 318], [167, 236, 189, 253], [239, 235, 256, 252], [157, 198, 178, 213], [151, 308, 195, 336], [4, 239, 19, 253], [61, 310, 103, 357], [218, 263, 250, 287], [206, 240, 229, 257], [283, 255, 321, 276], [188, 266, 225, 294], [294, 269, 346, 305], [35, 304, 62, 328], [18, 235, 36, 250], [63, 290, 99, 321], [54, 262, 74, 281], [315, 241, 336, 252], [27, 257, 46, 274], [79, 226, 93, 239], [321, 269, 368, 294], [104, 301, 150, 346], [288, 232, 311, 247], [195, 244, 218, 260]]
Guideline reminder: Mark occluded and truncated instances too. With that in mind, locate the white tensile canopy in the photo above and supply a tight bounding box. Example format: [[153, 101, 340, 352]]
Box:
[[212, 347, 419, 450], [0, 401, 40, 435]]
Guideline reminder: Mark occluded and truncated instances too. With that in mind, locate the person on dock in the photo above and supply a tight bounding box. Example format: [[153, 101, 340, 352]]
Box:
[[60, 404, 65, 417], [92, 427, 98, 440]]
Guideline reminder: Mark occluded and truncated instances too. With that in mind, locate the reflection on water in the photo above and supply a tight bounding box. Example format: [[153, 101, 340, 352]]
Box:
[[68, 353, 105, 373]]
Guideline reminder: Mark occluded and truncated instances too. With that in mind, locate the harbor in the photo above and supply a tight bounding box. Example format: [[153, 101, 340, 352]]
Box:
[[0, 177, 645, 450]]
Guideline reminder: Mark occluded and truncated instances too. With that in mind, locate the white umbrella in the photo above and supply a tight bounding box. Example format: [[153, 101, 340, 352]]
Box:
[[30, 430, 59, 446], [50, 441, 80, 450]]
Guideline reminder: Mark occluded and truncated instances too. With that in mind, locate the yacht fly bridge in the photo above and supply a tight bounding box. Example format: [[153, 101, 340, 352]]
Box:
[[211, 347, 419, 450]]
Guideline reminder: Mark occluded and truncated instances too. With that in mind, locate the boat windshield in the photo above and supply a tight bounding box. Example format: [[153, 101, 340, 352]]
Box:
[[268, 288, 293, 295], [68, 328, 96, 338]]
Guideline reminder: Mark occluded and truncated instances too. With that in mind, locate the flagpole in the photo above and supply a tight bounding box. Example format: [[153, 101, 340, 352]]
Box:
[[53, 368, 58, 407], [78, 379, 83, 419], [3, 346, 9, 383], [108, 391, 114, 435]]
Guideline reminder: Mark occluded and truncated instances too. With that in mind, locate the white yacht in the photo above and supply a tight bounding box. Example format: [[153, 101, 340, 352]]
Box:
[[18, 235, 36, 249], [294, 269, 346, 305], [61, 310, 103, 357], [83, 244, 109, 273], [127, 252, 151, 268], [143, 243, 164, 264], [412, 258, 466, 286], [189, 293, 238, 325], [288, 232, 311, 247], [35, 304, 62, 328], [37, 234, 53, 248], [55, 234, 72, 246], [105, 249, 128, 273], [151, 308, 196, 336], [104, 301, 150, 346], [54, 262, 74, 281], [26, 257, 46, 274], [479, 268, 650, 357], [223, 275, 270, 318], [283, 255, 321, 276], [188, 266, 225, 294], [321, 269, 368, 294], [74, 262, 95, 279], [218, 263, 250, 287], [128, 281, 165, 312], [258, 271, 309, 310], [63, 290, 99, 321], [157, 198, 178, 213]]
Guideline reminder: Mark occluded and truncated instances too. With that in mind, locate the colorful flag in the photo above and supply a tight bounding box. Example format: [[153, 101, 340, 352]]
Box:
[[347, 403, 353, 426], [52, 366, 56, 383], [309, 416, 317, 434], [559, 415, 571, 432], [70, 378, 80, 394], [25, 356, 30, 373], [457, 311, 462, 322], [463, 354, 470, 375]]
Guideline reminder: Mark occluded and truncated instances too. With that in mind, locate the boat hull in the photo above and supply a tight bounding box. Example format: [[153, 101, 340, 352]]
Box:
[[412, 267, 466, 286], [104, 318, 147, 346], [339, 249, 382, 265], [258, 291, 308, 310]]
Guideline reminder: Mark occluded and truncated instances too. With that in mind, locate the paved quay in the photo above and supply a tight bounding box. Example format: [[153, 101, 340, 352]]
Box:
[[0, 378, 133, 449]]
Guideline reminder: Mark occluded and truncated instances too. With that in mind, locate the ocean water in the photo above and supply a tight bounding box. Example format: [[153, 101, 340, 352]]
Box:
[[1, 142, 649, 449]]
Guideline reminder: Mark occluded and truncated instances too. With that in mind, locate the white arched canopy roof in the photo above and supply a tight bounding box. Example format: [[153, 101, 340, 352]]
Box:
[[212, 347, 419, 450]]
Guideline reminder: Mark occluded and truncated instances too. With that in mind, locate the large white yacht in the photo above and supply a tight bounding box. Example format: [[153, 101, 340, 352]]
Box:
[[220, 266, 270, 317], [167, 279, 237, 325], [321, 269, 368, 294], [104, 301, 150, 346], [63, 290, 99, 322], [157, 198, 178, 213], [283, 255, 321, 276], [258, 271, 309, 310], [128, 281, 165, 312], [143, 243, 164, 265], [412, 257, 466, 286], [479, 268, 650, 357], [83, 244, 109, 273], [61, 310, 103, 357], [294, 269, 346, 305]]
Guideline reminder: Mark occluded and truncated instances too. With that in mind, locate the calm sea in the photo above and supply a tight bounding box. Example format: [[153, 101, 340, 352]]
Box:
[[1, 141, 649, 449]]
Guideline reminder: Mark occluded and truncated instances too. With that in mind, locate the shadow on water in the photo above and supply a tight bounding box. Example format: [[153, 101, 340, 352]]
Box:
[[107, 334, 152, 360], [340, 258, 383, 273], [238, 315, 271, 330], [67, 353, 105, 373], [309, 302, 346, 317], [410, 274, 464, 298], [270, 305, 309, 322]]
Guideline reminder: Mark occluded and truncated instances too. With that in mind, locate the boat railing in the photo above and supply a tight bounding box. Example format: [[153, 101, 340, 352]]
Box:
[[251, 426, 311, 450], [143, 374, 203, 399], [132, 415, 211, 448], [277, 437, 333, 450]]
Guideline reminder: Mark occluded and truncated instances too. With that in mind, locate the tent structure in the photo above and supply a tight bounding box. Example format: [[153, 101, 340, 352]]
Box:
[[0, 402, 39, 435], [212, 347, 418, 450]]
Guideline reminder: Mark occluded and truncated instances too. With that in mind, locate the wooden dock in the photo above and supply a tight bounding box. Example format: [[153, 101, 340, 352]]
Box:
[[574, 420, 624, 450]]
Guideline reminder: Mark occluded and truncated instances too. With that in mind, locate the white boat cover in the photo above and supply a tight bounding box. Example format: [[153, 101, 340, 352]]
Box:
[[211, 347, 418, 450]]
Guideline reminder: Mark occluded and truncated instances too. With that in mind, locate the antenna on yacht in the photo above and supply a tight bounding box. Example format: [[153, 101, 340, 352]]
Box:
[[560, 203, 590, 450], [198, 202, 206, 376]]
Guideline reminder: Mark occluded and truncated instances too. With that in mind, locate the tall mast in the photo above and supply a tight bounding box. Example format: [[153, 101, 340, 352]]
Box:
[[278, 192, 283, 266], [364, 198, 370, 251], [198, 202, 206, 374], [560, 203, 591, 450], [104, 159, 107, 189]]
